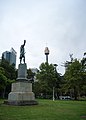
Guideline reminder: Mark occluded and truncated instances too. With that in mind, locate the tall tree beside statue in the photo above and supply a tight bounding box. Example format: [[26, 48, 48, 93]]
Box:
[[35, 62, 62, 99], [64, 59, 86, 100], [0, 59, 16, 98]]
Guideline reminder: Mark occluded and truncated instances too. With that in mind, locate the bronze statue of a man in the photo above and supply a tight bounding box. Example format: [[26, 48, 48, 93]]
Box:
[[20, 40, 26, 63]]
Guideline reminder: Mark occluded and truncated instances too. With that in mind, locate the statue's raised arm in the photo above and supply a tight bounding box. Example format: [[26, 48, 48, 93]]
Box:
[[20, 40, 26, 64]]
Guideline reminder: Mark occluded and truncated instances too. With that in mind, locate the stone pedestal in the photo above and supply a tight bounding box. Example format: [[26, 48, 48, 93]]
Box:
[[6, 82, 37, 105], [5, 63, 38, 105], [17, 63, 27, 81]]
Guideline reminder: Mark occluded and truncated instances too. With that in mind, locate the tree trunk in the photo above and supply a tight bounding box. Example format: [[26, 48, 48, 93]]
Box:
[[74, 87, 78, 100], [2, 87, 6, 99]]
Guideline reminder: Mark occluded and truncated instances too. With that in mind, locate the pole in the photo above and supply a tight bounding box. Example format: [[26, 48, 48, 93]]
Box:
[[53, 87, 55, 101], [46, 54, 48, 63]]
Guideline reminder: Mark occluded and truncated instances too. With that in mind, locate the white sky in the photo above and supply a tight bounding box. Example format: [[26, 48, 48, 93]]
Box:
[[0, 0, 86, 75]]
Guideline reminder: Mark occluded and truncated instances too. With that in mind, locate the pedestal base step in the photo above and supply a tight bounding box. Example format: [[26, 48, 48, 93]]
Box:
[[4, 100, 38, 106]]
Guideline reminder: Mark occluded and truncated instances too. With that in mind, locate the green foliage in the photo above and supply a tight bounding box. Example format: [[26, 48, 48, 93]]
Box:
[[35, 62, 61, 98], [64, 59, 86, 100], [0, 59, 16, 98], [37, 62, 56, 85], [27, 69, 35, 81], [0, 70, 7, 90], [0, 67, 7, 98], [81, 57, 86, 67], [0, 59, 16, 80]]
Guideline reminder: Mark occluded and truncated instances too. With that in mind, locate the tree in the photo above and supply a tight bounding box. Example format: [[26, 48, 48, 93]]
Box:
[[64, 59, 86, 100], [27, 69, 35, 82], [0, 59, 16, 80], [0, 67, 7, 98], [0, 59, 16, 98], [35, 62, 61, 99], [81, 54, 86, 96]]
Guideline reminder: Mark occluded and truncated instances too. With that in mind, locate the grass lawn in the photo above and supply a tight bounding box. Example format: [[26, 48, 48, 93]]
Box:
[[0, 99, 86, 120]]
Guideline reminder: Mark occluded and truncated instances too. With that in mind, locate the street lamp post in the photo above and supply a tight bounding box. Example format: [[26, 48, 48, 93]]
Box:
[[53, 87, 55, 101], [52, 64, 58, 101]]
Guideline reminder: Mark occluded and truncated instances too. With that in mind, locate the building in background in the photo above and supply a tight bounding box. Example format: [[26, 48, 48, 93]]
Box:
[[30, 68, 38, 82], [30, 68, 38, 74], [2, 48, 17, 67]]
